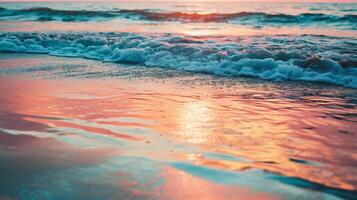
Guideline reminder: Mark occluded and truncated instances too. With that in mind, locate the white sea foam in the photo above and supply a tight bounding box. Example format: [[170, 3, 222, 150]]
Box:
[[0, 32, 356, 88]]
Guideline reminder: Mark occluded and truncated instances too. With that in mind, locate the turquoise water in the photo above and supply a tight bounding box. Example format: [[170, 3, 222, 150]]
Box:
[[0, 2, 356, 88], [0, 52, 356, 199], [0, 1, 356, 200], [0, 1, 356, 29]]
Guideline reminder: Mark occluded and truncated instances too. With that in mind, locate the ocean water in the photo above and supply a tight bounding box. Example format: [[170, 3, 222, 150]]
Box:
[[0, 1, 357, 200], [0, 1, 356, 88], [0, 53, 357, 200]]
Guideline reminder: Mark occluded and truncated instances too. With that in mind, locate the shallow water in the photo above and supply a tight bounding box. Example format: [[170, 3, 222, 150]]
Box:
[[0, 1, 356, 88], [0, 32, 356, 88], [0, 1, 356, 199], [0, 53, 356, 199]]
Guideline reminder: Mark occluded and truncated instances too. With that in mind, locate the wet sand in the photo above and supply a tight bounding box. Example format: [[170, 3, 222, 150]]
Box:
[[0, 53, 357, 200]]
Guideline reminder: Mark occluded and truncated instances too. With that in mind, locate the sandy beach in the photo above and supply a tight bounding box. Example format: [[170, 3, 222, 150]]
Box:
[[0, 1, 356, 199], [0, 53, 356, 199]]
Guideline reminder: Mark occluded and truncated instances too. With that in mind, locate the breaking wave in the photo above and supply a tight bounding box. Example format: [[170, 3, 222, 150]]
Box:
[[0, 7, 356, 28], [0, 32, 356, 88]]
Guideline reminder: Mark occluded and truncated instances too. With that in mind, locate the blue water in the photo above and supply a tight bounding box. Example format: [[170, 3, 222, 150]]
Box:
[[0, 2, 357, 199], [0, 52, 356, 200], [0, 5, 356, 27], [0, 2, 356, 29], [0, 1, 356, 88]]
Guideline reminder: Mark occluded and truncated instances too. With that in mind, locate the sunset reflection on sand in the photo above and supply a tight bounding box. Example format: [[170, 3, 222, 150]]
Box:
[[0, 53, 356, 199], [0, 0, 356, 199]]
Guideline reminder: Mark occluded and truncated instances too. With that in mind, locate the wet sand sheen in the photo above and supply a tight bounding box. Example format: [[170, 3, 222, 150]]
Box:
[[0, 53, 356, 199]]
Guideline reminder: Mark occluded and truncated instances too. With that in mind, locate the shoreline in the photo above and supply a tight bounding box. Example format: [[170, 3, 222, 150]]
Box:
[[1, 31, 356, 89], [0, 53, 356, 199]]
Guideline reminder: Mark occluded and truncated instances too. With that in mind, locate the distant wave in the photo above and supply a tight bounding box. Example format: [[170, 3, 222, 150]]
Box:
[[0, 7, 123, 21], [0, 32, 356, 88], [0, 7, 356, 27]]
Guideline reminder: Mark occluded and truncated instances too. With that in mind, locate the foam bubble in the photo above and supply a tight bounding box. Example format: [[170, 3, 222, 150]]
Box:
[[0, 32, 356, 88]]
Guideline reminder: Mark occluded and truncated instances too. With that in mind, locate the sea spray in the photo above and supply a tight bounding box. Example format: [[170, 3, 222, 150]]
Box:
[[0, 32, 355, 88]]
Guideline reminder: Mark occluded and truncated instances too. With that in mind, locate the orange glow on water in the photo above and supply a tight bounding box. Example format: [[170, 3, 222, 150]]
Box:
[[0, 69, 356, 192], [0, 0, 356, 198], [0, 20, 356, 38]]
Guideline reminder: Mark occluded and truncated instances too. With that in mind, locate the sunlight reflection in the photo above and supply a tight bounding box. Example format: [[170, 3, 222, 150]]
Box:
[[177, 101, 214, 144], [1, 21, 355, 37], [0, 71, 356, 191]]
